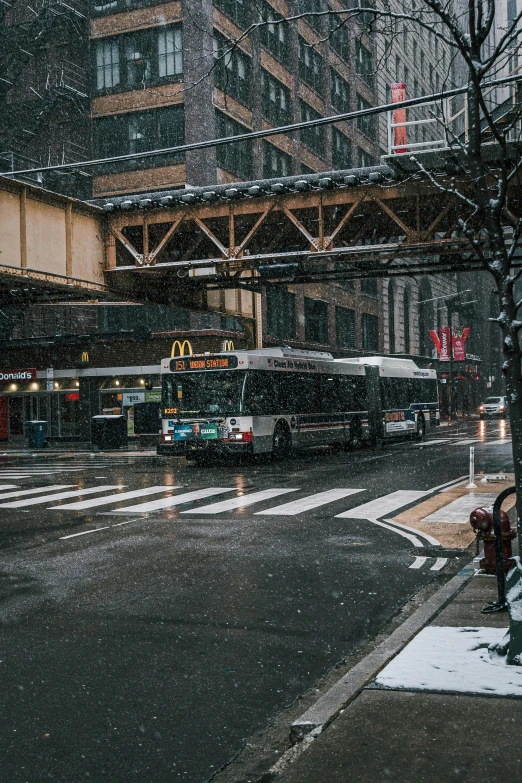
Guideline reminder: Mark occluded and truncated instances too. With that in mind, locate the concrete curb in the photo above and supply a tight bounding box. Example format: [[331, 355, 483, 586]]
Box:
[[289, 562, 475, 744]]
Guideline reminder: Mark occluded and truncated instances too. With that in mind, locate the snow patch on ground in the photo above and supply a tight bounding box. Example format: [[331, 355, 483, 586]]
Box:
[[373, 627, 522, 697]]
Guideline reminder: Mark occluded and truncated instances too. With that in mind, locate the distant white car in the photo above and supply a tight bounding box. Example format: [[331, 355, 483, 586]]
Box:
[[479, 396, 507, 418]]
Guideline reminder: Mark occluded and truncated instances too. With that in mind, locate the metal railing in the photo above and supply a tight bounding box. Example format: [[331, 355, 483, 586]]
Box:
[[387, 65, 522, 156], [45, 60, 88, 98]]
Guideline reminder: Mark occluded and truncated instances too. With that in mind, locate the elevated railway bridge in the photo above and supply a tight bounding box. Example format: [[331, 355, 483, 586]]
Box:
[[1, 151, 521, 316]]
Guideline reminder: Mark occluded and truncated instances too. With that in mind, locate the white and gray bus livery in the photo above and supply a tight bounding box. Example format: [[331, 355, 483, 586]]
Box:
[[158, 348, 439, 459]]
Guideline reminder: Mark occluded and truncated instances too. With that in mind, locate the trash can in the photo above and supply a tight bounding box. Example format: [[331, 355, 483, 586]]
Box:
[[91, 415, 127, 450], [24, 420, 48, 449]]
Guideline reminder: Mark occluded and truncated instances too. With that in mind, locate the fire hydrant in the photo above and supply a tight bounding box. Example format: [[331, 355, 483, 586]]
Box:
[[469, 506, 516, 574]]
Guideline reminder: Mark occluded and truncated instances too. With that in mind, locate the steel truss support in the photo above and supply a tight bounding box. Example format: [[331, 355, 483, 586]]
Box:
[[106, 176, 521, 286]]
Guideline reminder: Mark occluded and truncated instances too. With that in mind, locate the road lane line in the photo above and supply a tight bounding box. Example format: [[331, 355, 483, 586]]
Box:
[[103, 487, 236, 514], [452, 439, 478, 446], [416, 439, 452, 446], [0, 484, 76, 500], [365, 519, 424, 547], [50, 486, 181, 510], [255, 488, 366, 516], [0, 485, 122, 508], [335, 490, 430, 519], [0, 485, 19, 491], [182, 488, 299, 514], [410, 556, 428, 569], [431, 558, 448, 571], [382, 518, 442, 547], [60, 527, 112, 539]]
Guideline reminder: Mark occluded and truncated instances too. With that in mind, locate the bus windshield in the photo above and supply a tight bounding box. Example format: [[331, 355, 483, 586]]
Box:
[[163, 372, 246, 416]]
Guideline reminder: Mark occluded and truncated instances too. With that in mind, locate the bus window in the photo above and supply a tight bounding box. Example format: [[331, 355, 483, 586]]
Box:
[[243, 371, 277, 415], [298, 374, 321, 414], [381, 377, 410, 409], [320, 376, 343, 413], [338, 377, 356, 410]]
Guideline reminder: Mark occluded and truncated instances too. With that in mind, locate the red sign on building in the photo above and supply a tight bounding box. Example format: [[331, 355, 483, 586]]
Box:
[[452, 328, 470, 361], [439, 327, 451, 361], [0, 368, 37, 383]]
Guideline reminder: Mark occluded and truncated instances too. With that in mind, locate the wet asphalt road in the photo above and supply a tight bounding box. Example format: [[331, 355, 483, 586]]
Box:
[[0, 419, 514, 782]]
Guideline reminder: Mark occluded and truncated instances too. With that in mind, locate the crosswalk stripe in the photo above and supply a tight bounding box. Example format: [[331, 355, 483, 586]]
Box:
[[255, 488, 365, 516], [181, 488, 299, 514], [0, 485, 19, 491], [0, 475, 35, 479], [452, 439, 478, 446], [410, 556, 428, 569], [0, 485, 121, 508], [104, 487, 236, 515], [50, 486, 181, 511], [0, 484, 76, 500], [335, 490, 430, 519]]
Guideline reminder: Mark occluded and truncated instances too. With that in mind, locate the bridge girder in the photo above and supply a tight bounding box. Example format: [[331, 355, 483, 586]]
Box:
[[105, 174, 520, 289]]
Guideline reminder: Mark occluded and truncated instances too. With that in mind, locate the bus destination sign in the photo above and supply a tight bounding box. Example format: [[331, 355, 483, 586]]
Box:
[[170, 356, 238, 372]]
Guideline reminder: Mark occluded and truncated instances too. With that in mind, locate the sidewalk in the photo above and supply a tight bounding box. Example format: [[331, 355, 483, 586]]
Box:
[[273, 572, 522, 782]]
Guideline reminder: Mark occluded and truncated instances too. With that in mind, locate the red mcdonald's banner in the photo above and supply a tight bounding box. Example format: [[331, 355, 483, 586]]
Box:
[[391, 82, 407, 154], [452, 328, 470, 361]]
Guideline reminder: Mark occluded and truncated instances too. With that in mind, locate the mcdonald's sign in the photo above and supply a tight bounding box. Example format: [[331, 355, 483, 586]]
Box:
[[171, 339, 193, 358], [221, 340, 235, 352], [79, 351, 89, 366]]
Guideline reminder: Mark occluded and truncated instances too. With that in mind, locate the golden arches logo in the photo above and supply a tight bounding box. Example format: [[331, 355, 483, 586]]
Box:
[[81, 351, 89, 363], [171, 339, 193, 358], [222, 340, 235, 352]]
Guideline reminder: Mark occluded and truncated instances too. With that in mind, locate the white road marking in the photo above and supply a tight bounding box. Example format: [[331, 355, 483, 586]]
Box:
[[50, 486, 180, 511], [0, 485, 121, 508], [0, 484, 76, 500], [483, 438, 512, 445], [410, 556, 428, 569], [417, 439, 452, 446], [104, 487, 236, 514], [0, 485, 19, 491], [431, 557, 448, 571], [0, 475, 35, 479], [182, 488, 298, 514], [255, 488, 365, 516], [382, 518, 442, 547], [364, 519, 425, 547], [335, 490, 430, 519], [60, 526, 112, 539], [452, 439, 478, 446]]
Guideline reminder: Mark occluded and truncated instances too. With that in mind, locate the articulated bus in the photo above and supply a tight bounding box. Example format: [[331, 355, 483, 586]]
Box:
[[158, 348, 439, 459]]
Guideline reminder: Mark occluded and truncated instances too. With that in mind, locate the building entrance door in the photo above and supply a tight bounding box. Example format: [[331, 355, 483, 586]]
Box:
[[8, 397, 23, 435]]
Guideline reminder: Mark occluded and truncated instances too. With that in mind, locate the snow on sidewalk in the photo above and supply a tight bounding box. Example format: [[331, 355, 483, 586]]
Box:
[[372, 626, 522, 697]]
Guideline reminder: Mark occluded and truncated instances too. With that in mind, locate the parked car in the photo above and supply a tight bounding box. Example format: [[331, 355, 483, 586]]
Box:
[[479, 396, 508, 418]]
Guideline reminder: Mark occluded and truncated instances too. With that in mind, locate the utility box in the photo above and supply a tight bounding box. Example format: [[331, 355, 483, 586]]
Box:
[[24, 420, 48, 449], [91, 415, 127, 450]]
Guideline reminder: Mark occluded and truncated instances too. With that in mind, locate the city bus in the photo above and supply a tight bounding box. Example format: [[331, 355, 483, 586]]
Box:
[[334, 356, 439, 440], [158, 348, 439, 459]]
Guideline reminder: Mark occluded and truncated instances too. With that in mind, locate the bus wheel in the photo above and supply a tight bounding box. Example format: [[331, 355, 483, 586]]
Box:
[[349, 418, 363, 450], [272, 422, 291, 459], [416, 414, 426, 440]]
